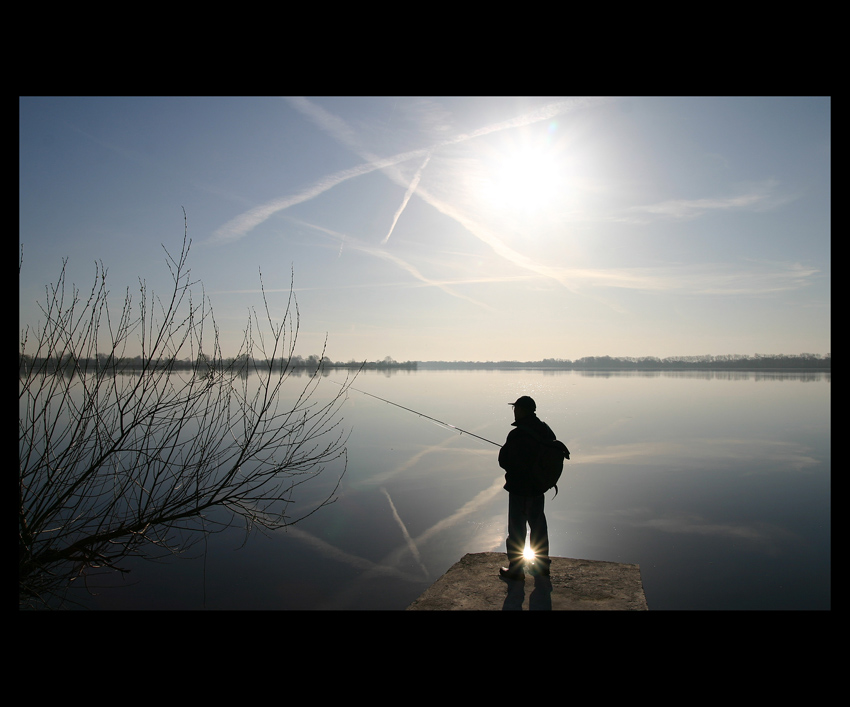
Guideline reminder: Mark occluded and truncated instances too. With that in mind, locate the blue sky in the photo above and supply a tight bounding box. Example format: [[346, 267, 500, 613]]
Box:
[[19, 96, 830, 362]]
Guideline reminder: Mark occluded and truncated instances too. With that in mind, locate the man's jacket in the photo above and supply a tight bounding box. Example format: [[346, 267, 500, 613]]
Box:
[[498, 413, 556, 495]]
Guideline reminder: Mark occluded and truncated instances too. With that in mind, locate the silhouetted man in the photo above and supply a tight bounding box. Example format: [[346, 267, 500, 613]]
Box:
[[498, 395, 555, 580]]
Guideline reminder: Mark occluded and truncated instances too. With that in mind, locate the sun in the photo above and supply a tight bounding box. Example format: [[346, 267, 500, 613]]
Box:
[[479, 140, 562, 214]]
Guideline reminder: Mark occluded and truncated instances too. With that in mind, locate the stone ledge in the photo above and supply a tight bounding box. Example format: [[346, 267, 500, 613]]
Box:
[[406, 552, 648, 610]]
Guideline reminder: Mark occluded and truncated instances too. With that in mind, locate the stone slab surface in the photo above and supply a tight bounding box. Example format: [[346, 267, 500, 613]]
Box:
[[406, 552, 648, 610]]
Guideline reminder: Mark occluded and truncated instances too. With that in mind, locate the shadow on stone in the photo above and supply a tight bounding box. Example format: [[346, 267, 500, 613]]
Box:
[[407, 552, 648, 611]]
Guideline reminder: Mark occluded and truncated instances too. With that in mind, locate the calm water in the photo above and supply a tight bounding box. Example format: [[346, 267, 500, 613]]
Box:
[[56, 368, 829, 610]]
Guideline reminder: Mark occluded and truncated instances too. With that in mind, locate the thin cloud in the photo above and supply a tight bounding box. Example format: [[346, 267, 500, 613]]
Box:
[[385, 177, 801, 299], [576, 437, 821, 471], [619, 179, 796, 223], [63, 119, 157, 168], [622, 511, 800, 556], [691, 261, 820, 295]]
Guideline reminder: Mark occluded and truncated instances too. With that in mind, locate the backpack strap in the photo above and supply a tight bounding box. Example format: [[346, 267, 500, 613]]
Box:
[[520, 425, 570, 460]]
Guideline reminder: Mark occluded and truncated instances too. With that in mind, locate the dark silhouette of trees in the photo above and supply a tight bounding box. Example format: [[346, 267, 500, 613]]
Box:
[[19, 216, 356, 608], [416, 354, 829, 370]]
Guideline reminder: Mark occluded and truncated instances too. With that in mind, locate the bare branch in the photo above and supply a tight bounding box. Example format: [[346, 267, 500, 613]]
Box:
[[19, 214, 357, 608]]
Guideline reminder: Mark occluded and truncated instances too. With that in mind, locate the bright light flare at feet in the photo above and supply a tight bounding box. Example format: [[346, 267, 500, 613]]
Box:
[[523, 543, 536, 561]]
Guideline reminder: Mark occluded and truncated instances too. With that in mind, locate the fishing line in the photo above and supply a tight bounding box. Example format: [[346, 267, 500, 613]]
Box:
[[330, 381, 503, 448]]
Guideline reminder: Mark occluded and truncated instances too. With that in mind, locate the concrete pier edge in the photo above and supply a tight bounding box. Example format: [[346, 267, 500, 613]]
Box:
[[406, 552, 648, 610]]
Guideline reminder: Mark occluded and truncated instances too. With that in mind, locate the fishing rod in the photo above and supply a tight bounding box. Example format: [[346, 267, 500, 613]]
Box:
[[330, 381, 503, 448]]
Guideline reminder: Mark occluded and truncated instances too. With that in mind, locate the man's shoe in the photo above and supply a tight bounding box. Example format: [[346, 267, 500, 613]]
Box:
[[499, 566, 524, 581]]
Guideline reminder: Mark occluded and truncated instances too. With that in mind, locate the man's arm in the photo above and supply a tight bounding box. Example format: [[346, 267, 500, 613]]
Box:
[[498, 429, 525, 470]]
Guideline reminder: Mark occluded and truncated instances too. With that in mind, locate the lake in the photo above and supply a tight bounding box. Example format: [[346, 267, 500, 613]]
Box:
[[53, 367, 830, 610]]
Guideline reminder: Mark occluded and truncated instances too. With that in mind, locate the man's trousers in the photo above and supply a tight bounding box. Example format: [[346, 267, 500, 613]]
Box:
[[506, 493, 550, 569]]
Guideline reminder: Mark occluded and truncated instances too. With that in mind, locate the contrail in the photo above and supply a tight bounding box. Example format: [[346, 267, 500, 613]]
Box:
[[361, 242, 494, 310], [283, 96, 615, 295], [382, 487, 429, 579], [281, 216, 495, 309], [210, 145, 430, 244], [214, 97, 610, 245], [279, 525, 427, 587], [383, 149, 432, 244], [414, 477, 505, 546], [215, 98, 734, 306]]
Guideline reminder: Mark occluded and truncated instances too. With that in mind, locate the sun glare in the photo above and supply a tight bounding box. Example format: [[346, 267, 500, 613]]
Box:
[[480, 141, 562, 214], [523, 543, 535, 561]]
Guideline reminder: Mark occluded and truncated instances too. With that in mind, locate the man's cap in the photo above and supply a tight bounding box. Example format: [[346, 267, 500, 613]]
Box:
[[508, 395, 536, 411]]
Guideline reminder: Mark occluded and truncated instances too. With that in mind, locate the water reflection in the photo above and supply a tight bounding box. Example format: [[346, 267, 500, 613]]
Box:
[[382, 487, 429, 578], [575, 368, 830, 383], [60, 368, 828, 610]]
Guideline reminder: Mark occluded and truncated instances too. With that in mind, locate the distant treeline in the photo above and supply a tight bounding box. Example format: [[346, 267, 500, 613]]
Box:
[[417, 354, 831, 370], [19, 353, 418, 375], [19, 352, 830, 375]]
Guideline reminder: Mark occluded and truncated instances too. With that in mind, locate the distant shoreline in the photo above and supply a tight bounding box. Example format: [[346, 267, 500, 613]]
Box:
[[415, 355, 830, 371], [19, 353, 830, 375], [415, 364, 830, 372]]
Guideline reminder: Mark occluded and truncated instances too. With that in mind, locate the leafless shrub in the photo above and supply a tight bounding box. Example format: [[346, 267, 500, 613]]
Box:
[[19, 213, 356, 608]]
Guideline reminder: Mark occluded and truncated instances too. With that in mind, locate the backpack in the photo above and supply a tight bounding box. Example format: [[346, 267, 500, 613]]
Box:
[[523, 427, 570, 497]]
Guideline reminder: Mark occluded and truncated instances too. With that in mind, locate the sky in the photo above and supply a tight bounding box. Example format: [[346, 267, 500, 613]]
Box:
[[19, 96, 830, 363]]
